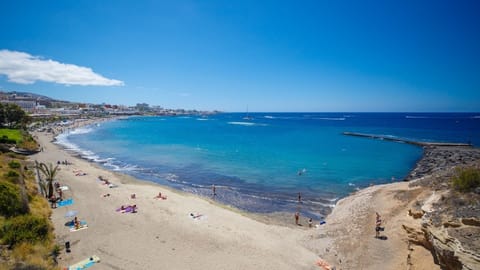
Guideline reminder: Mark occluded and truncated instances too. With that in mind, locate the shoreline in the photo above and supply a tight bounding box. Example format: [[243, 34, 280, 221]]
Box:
[[46, 116, 421, 220], [41, 116, 471, 222], [30, 117, 480, 269], [32, 127, 321, 269], [50, 117, 340, 221]]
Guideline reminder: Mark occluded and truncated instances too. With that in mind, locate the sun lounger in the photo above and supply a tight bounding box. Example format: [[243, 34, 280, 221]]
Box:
[[68, 255, 100, 270], [57, 198, 74, 207]]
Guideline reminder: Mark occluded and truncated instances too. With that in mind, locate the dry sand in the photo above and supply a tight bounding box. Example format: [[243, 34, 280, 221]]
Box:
[[32, 131, 318, 270], [31, 123, 439, 270]]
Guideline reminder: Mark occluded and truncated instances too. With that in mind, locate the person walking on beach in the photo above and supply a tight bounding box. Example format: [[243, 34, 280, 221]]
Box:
[[375, 212, 382, 238], [295, 212, 300, 225]]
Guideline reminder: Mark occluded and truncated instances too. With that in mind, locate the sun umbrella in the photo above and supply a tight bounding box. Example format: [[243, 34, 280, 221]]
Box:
[[64, 210, 78, 218]]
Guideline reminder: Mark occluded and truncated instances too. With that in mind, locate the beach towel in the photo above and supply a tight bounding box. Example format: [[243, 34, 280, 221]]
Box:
[[122, 206, 137, 213], [315, 221, 326, 229], [68, 220, 88, 232], [108, 183, 118, 188], [59, 186, 69, 191], [58, 198, 74, 207], [68, 255, 100, 270], [69, 223, 88, 232], [116, 206, 137, 213]]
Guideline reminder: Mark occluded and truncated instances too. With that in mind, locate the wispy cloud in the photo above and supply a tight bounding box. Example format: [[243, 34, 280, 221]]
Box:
[[0, 50, 124, 86]]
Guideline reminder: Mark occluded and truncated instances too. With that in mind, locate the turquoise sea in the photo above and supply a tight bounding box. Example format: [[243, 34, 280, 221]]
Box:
[[55, 113, 480, 219]]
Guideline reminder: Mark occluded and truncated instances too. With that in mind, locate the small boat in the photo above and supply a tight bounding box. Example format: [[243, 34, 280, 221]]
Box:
[[243, 106, 254, 120]]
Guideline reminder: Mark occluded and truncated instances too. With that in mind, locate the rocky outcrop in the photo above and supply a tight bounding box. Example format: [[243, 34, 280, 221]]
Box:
[[461, 218, 480, 227], [404, 220, 480, 270], [403, 203, 480, 270]]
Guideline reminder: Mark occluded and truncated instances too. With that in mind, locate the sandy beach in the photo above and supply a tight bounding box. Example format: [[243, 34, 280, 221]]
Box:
[[31, 122, 479, 270], [32, 129, 320, 270]]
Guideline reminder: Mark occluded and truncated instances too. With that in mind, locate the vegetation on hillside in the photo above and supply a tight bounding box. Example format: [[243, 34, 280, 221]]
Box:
[[0, 103, 38, 151], [0, 103, 30, 129], [452, 167, 480, 192], [0, 153, 59, 269]]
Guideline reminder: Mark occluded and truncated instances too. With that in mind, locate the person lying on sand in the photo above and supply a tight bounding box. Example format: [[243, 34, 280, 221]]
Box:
[[154, 192, 167, 200], [117, 205, 137, 213], [316, 258, 334, 270], [190, 213, 203, 219]]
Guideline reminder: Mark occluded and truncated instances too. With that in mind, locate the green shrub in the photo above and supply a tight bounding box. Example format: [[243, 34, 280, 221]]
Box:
[[452, 167, 480, 192], [8, 160, 21, 169], [5, 170, 20, 180], [0, 135, 17, 144], [1, 215, 49, 247], [0, 181, 24, 217]]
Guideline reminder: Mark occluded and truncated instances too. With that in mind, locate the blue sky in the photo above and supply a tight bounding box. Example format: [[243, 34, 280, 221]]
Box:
[[0, 1, 479, 112]]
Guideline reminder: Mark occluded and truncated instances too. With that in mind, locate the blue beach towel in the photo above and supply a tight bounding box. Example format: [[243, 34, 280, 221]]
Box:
[[58, 198, 74, 207], [69, 255, 100, 270]]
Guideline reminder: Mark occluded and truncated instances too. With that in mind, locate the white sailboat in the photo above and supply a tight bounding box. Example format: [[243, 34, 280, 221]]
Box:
[[242, 106, 254, 120]]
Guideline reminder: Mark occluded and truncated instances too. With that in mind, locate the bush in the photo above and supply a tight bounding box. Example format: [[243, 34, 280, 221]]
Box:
[[8, 160, 21, 169], [0, 181, 24, 217], [1, 215, 49, 247], [5, 170, 20, 181], [0, 135, 17, 144], [452, 167, 480, 192]]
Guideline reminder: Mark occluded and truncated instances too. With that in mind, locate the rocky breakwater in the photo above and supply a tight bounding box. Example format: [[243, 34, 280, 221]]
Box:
[[405, 146, 480, 181], [404, 146, 480, 270]]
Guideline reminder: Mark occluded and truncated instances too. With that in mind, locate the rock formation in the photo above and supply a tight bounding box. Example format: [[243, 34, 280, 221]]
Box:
[[404, 146, 480, 270]]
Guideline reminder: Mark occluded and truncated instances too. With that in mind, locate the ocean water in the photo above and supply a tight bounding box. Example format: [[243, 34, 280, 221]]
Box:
[[55, 113, 480, 219]]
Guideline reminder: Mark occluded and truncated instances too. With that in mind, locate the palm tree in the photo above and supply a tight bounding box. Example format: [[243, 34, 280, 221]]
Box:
[[36, 162, 60, 198]]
